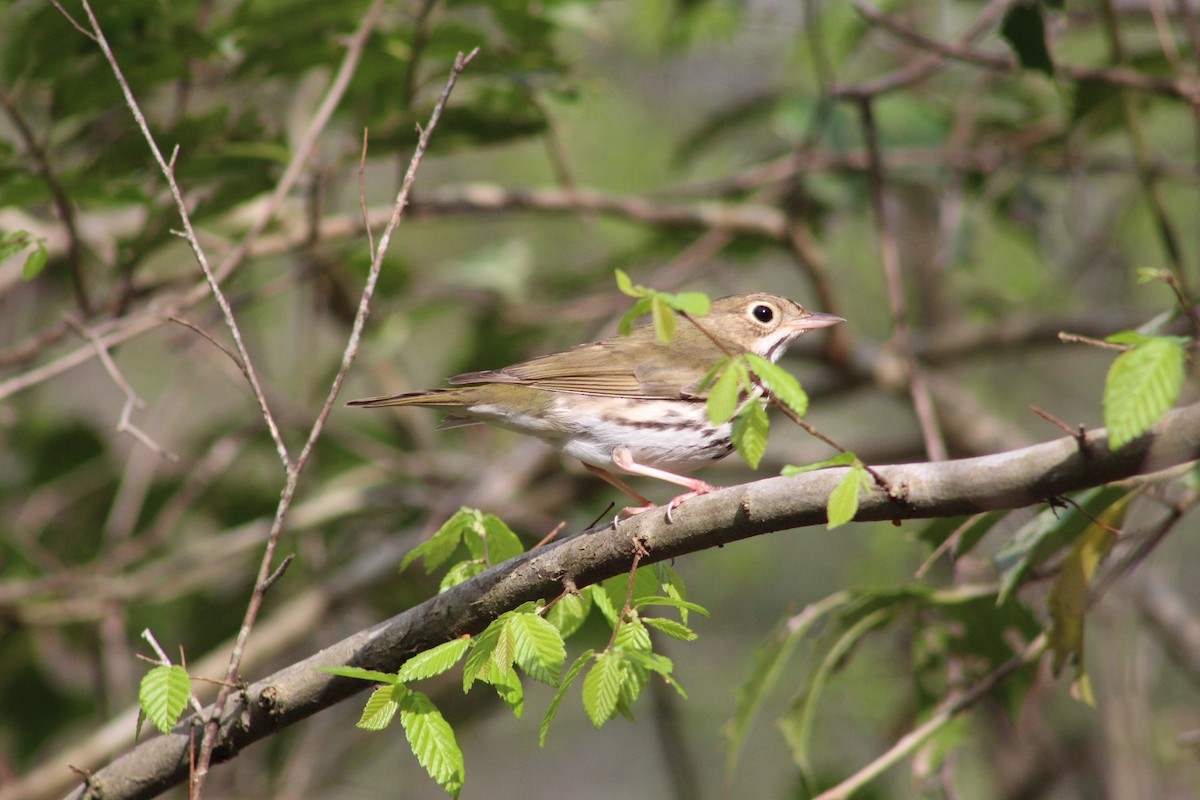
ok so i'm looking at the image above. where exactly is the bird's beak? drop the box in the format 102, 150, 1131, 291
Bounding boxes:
794, 311, 845, 330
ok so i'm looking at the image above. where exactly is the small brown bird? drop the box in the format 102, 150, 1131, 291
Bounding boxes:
351, 294, 842, 516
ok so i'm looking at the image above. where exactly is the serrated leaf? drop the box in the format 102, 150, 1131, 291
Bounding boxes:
782, 451, 858, 476
546, 591, 591, 638
826, 466, 865, 529
632, 596, 711, 617
614, 617, 652, 654
602, 569, 660, 614
707, 359, 744, 424
399, 689, 465, 798
462, 616, 505, 691
1103, 336, 1186, 449
22, 243, 47, 281
396, 638, 472, 683
733, 400, 769, 469
439, 559, 486, 593
402, 508, 475, 572
590, 583, 620, 625
744, 353, 809, 417
138, 665, 192, 735
540, 650, 594, 745
623, 648, 674, 677
489, 659, 524, 717
319, 666, 399, 684
582, 652, 624, 728
510, 612, 566, 686
642, 617, 697, 641
480, 514, 524, 565
1000, 1, 1054, 76
651, 295, 676, 343
357, 685, 401, 731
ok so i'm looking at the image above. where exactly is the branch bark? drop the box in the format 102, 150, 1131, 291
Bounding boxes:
57, 402, 1200, 800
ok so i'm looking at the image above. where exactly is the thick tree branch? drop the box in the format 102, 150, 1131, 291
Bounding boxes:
60, 402, 1200, 800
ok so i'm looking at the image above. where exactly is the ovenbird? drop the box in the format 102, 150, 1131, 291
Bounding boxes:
350, 294, 843, 516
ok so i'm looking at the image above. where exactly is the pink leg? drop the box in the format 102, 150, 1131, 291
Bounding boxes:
583, 463, 655, 517
610, 447, 719, 521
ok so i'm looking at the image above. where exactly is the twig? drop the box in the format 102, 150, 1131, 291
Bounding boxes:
1058, 332, 1130, 351
64, 315, 179, 461
1029, 405, 1088, 446
76, 1, 291, 473
169, 316, 247, 373
190, 47, 479, 797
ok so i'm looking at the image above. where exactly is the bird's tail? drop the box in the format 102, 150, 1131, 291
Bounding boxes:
347, 387, 479, 409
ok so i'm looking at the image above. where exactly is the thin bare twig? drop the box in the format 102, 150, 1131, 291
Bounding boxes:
191, 47, 479, 797
76, 1, 291, 473
64, 315, 179, 461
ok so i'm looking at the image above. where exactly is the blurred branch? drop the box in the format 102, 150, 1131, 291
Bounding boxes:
58, 402, 1200, 800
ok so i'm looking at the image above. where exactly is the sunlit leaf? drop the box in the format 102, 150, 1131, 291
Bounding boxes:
138, 665, 192, 735
582, 651, 623, 728
357, 685, 401, 731
1103, 336, 1187, 449
396, 638, 472, 683
399, 689, 465, 798
540, 650, 593, 745
732, 401, 769, 469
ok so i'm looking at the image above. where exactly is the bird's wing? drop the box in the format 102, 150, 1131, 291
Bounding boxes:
448, 336, 722, 398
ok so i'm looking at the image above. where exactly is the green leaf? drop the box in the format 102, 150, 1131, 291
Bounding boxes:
462, 616, 505, 691
357, 685, 402, 731
651, 295, 676, 344
138, 665, 192, 735
540, 650, 594, 745
614, 268, 639, 297
509, 612, 566, 686
1047, 495, 1128, 687
480, 513, 524, 565
782, 451, 858, 475
994, 487, 1127, 603
582, 651, 624, 728
402, 508, 475, 572
1103, 336, 1187, 449
1000, 1, 1054, 76
399, 689, 465, 798
22, 243, 47, 281
666, 292, 711, 316
744, 353, 809, 417
319, 666, 399, 684
641, 616, 697, 641
618, 297, 653, 336
613, 617, 652, 654
732, 401, 769, 469
546, 591, 591, 638
0, 230, 34, 261
489, 659, 525, 717
707, 359, 744, 424
826, 466, 866, 529
396, 638, 472, 683
632, 596, 711, 617
439, 559, 487, 593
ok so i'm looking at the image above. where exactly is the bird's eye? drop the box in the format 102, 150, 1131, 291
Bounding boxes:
752, 304, 775, 324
